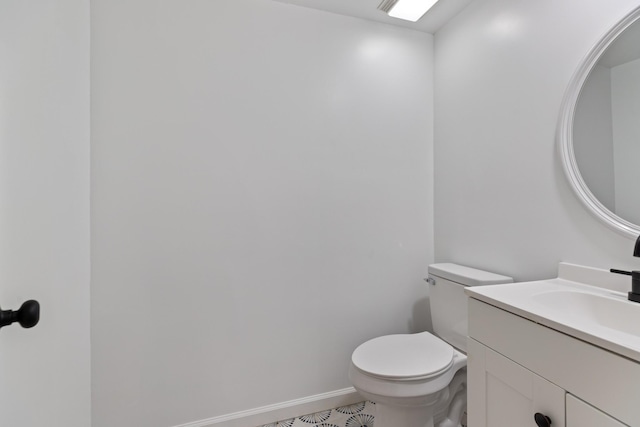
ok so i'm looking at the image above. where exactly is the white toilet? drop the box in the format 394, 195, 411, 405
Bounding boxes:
348, 263, 513, 427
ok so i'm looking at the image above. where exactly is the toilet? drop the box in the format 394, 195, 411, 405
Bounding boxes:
348, 263, 513, 427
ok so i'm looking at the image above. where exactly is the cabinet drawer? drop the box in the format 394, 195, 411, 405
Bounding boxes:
567, 395, 628, 427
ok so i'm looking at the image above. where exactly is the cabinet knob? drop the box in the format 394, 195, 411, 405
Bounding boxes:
534, 412, 552, 427
0, 300, 40, 329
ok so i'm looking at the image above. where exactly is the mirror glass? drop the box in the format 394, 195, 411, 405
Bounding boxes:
559, 6, 640, 237
574, 18, 640, 226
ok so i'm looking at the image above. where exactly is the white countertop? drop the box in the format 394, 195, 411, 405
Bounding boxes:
465, 263, 640, 363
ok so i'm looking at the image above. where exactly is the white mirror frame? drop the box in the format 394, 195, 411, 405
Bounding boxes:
558, 5, 640, 239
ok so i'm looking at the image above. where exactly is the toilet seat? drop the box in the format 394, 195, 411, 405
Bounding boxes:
351, 332, 454, 381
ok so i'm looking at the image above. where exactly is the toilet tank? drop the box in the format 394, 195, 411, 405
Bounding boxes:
427, 263, 513, 352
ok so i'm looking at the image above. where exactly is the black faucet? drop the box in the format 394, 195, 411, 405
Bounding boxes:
611, 235, 640, 302
631, 235, 640, 303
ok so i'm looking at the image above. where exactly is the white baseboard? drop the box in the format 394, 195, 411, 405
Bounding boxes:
172, 387, 362, 427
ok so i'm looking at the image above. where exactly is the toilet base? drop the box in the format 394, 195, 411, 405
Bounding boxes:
375, 396, 441, 427
357, 369, 467, 427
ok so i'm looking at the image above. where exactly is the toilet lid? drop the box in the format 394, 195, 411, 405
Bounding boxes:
351, 333, 454, 380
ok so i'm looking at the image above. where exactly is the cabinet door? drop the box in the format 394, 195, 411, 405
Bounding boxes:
468, 338, 565, 427
567, 394, 628, 427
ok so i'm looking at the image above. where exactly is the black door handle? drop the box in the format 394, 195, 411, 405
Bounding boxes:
534, 413, 552, 427
0, 300, 40, 329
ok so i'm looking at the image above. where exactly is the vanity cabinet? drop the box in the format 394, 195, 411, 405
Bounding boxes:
467, 298, 635, 427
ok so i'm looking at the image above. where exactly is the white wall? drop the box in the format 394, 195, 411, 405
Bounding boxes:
0, 1, 91, 426
573, 64, 615, 212
611, 57, 640, 225
90, 1, 434, 426
434, 0, 640, 281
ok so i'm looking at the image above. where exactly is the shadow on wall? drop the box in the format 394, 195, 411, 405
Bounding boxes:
410, 296, 433, 333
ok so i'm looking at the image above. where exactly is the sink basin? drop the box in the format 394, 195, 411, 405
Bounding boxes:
531, 289, 640, 338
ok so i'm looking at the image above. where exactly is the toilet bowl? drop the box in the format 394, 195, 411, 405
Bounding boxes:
349, 263, 513, 427
349, 333, 468, 427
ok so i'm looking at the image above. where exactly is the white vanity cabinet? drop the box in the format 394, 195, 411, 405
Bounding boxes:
467, 297, 636, 427
468, 336, 627, 427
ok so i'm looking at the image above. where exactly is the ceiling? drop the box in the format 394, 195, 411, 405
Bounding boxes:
271, 0, 474, 34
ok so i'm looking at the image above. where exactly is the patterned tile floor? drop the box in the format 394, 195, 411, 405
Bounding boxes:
259, 401, 375, 427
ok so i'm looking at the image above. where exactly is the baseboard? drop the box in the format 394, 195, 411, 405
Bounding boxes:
172, 387, 362, 427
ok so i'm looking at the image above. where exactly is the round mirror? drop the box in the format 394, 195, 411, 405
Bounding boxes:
559, 5, 640, 238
